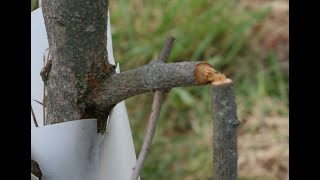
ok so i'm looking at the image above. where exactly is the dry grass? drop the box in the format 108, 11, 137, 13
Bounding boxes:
236, 2, 289, 179
238, 98, 288, 180
240, 0, 289, 73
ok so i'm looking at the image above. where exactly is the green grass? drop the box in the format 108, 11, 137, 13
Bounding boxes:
31, 0, 38, 11
32, 1, 288, 179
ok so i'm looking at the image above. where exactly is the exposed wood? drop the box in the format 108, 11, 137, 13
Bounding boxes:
131, 37, 175, 180
194, 62, 227, 84
211, 80, 240, 180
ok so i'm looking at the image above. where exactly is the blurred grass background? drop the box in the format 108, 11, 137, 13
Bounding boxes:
32, 0, 289, 179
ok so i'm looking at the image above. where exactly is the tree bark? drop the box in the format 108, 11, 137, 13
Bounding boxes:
211, 81, 240, 180
42, 0, 115, 132
86, 61, 204, 108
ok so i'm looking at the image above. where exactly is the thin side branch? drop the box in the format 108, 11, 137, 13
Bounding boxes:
131, 91, 165, 180
131, 37, 175, 180
31, 105, 39, 127
85, 59, 226, 133
211, 79, 240, 180
33, 99, 43, 105
158, 36, 175, 63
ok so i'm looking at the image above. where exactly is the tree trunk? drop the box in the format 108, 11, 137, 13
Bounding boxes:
42, 0, 115, 132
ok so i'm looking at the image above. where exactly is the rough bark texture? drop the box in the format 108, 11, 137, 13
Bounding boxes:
42, 0, 115, 132
211, 82, 240, 180
86, 61, 202, 108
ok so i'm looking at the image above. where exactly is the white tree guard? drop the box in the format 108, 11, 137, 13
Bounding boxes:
31, 174, 39, 180
31, 7, 139, 180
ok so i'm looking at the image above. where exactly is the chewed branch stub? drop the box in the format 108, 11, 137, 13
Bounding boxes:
194, 62, 232, 85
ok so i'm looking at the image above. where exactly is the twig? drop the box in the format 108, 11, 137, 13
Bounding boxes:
33, 99, 43, 105
158, 36, 175, 62
211, 79, 240, 180
131, 37, 175, 180
31, 105, 39, 127
33, 97, 46, 125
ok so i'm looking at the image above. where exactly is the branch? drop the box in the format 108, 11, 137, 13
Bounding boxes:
85, 59, 227, 133
158, 36, 175, 62
131, 91, 165, 180
86, 61, 219, 109
211, 79, 240, 180
131, 37, 175, 180
31, 105, 39, 127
